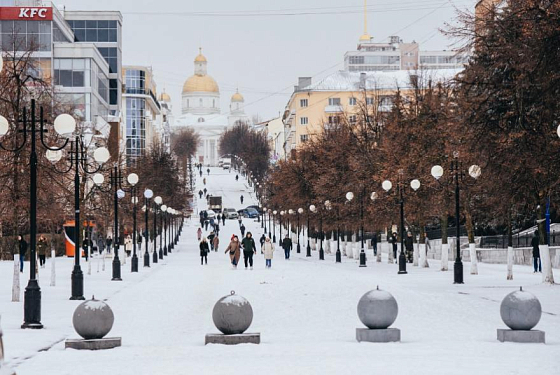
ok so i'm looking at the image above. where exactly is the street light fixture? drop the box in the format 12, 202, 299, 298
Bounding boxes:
383, 173, 420, 275
297, 208, 303, 253
143, 189, 153, 267
0, 98, 77, 329
431, 154, 481, 284
161, 205, 168, 256
154, 196, 163, 260
346, 190, 367, 267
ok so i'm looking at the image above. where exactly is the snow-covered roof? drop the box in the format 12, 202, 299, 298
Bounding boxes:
305, 69, 462, 92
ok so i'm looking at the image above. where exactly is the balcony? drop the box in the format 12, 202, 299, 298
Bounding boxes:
324, 105, 343, 113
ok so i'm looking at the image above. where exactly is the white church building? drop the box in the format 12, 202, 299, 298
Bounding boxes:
172, 49, 251, 166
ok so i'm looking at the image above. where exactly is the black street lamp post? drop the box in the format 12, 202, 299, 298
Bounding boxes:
131, 191, 139, 273
382, 174, 421, 275
48, 130, 110, 299
279, 211, 284, 244
431, 154, 481, 284
152, 197, 159, 264
306, 208, 311, 257
268, 209, 271, 238
309, 204, 325, 260
94, 168, 139, 280
143, 189, 153, 267
0, 100, 77, 329
346, 189, 368, 267
162, 204, 168, 256
272, 210, 277, 243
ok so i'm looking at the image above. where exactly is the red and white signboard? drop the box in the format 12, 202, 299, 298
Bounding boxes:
0, 7, 53, 21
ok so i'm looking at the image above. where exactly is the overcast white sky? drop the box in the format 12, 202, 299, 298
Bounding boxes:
54, 0, 477, 121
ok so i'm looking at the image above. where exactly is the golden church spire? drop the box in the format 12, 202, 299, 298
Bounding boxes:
359, 0, 372, 42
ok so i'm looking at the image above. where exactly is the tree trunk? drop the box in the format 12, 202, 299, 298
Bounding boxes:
465, 208, 478, 275
441, 214, 449, 271
50, 249, 56, 287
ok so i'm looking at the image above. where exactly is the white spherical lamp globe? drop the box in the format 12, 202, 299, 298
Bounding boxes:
93, 173, 104, 185
45, 149, 62, 163
346, 192, 354, 201
161, 205, 168, 212
410, 179, 421, 191
309, 204, 316, 213
127, 173, 139, 186
144, 189, 153, 199
54, 114, 76, 137
0, 115, 9, 136
154, 196, 162, 205
370, 192, 378, 201
469, 165, 482, 179
93, 147, 110, 163
298, 208, 304, 214
431, 165, 444, 180
382, 180, 392, 192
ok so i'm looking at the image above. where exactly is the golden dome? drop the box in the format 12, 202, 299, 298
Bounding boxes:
194, 47, 207, 62
159, 92, 171, 102
359, 33, 372, 41
231, 91, 244, 102
182, 74, 219, 94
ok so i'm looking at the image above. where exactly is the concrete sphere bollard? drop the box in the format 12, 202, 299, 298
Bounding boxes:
73, 297, 115, 340
357, 287, 398, 329
212, 291, 253, 335
500, 287, 542, 331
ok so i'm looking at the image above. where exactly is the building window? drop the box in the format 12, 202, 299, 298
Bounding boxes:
300, 99, 308, 107
54, 59, 87, 87
300, 134, 309, 142
199, 98, 203, 106
300, 117, 308, 125
349, 115, 357, 123
1, 20, 52, 52
126, 97, 146, 163
109, 79, 118, 105
328, 98, 341, 106
366, 97, 374, 105
125, 69, 145, 95
67, 20, 118, 43
97, 47, 119, 74
348, 56, 364, 64
404, 52, 415, 57
349, 97, 357, 106
198, 117, 205, 123
328, 116, 339, 125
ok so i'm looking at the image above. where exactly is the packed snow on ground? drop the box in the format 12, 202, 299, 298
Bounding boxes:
1, 167, 559, 375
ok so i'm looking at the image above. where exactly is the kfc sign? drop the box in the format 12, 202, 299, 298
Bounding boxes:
0, 7, 53, 21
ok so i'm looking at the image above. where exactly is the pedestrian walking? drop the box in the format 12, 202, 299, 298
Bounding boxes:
203, 188, 207, 196
98, 236, 106, 255
222, 215, 226, 226
240, 223, 246, 237
207, 231, 216, 251
259, 233, 266, 249
37, 235, 48, 268
225, 235, 241, 269
531, 230, 542, 273
405, 231, 414, 263
106, 235, 113, 254
235, 174, 239, 181
241, 232, 256, 270
197, 227, 203, 241
371, 233, 378, 256
282, 234, 293, 260
207, 168, 210, 175
215, 223, 220, 236
210, 217, 215, 228
240, 195, 244, 204
203, 178, 206, 185
199, 190, 203, 199
238, 217, 242, 227
18, 235, 27, 273
262, 237, 275, 268
217, 213, 222, 224
124, 235, 133, 257
200, 237, 209, 265
390, 232, 398, 263
204, 219, 209, 231
213, 235, 220, 252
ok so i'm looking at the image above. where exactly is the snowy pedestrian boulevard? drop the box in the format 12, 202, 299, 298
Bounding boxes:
2, 168, 559, 375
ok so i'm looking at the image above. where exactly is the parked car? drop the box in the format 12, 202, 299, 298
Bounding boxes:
223, 208, 238, 219
204, 209, 216, 219
237, 207, 259, 218
246, 205, 262, 214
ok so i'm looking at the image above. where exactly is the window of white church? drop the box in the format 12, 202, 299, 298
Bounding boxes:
213, 99, 216, 107
198, 117, 205, 122
187, 99, 190, 107
199, 98, 203, 106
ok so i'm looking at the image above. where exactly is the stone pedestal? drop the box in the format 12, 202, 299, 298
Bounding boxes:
65, 337, 122, 350
356, 328, 400, 343
497, 329, 545, 343
205, 333, 260, 345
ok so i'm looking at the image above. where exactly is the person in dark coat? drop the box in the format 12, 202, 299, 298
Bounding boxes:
240, 223, 246, 237
241, 232, 256, 269
18, 235, 27, 272
106, 235, 113, 254
240, 195, 244, 204
531, 230, 541, 273
204, 219, 209, 231
390, 232, 398, 263
207, 168, 210, 175
235, 174, 239, 181
200, 238, 209, 265
222, 214, 226, 226
37, 235, 49, 268
198, 190, 203, 199
259, 234, 266, 249
371, 233, 378, 256
282, 234, 293, 260
405, 231, 414, 263
203, 188, 207, 196
199, 170, 203, 177
207, 231, 216, 251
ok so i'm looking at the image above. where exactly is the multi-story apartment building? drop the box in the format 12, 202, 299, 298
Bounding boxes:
282, 69, 459, 151
122, 66, 169, 165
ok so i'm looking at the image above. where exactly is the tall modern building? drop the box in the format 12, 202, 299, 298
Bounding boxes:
344, 1, 468, 72
122, 66, 169, 165
0, 1, 113, 137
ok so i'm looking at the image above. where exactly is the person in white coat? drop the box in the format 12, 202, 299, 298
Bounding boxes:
262, 237, 275, 268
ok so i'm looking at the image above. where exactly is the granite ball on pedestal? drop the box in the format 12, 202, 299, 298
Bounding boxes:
73, 297, 114, 340
500, 287, 542, 330
357, 288, 398, 329
212, 291, 253, 335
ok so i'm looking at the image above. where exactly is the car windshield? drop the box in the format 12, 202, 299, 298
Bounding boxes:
247, 208, 258, 214
227, 209, 235, 212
